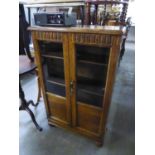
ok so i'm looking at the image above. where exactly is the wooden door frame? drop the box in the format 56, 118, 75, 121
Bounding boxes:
31, 31, 72, 125
68, 33, 122, 133
68, 33, 77, 127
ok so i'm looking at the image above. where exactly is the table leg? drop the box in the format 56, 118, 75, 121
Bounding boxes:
19, 82, 42, 131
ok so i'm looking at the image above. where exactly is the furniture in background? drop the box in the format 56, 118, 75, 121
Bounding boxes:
19, 3, 42, 131
119, 17, 132, 61
84, 0, 129, 25
21, 0, 129, 62
19, 56, 42, 131
20, 3, 34, 61
21, 0, 129, 61
21, 0, 85, 25
29, 25, 124, 145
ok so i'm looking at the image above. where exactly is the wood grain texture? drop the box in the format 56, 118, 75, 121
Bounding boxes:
48, 118, 102, 143
74, 33, 112, 46
30, 26, 123, 146
31, 32, 50, 117
77, 102, 102, 133
62, 33, 72, 125
47, 92, 68, 122
28, 25, 126, 35
99, 35, 122, 137
68, 33, 77, 127
33, 31, 63, 42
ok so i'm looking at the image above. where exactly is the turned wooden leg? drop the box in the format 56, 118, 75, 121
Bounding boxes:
36, 69, 41, 104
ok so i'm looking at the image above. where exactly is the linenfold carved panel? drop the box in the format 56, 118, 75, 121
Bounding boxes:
73, 33, 112, 46
34, 31, 62, 41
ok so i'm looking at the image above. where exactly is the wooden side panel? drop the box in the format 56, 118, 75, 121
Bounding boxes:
99, 35, 122, 136
47, 92, 67, 123
77, 103, 102, 133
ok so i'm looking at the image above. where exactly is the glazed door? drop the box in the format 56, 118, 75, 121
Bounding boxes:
33, 32, 71, 126
69, 33, 111, 135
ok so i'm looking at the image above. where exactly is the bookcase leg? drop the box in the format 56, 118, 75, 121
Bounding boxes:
49, 124, 55, 127
96, 140, 103, 147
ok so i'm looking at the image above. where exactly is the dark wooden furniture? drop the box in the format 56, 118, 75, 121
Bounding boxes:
19, 3, 42, 131
19, 56, 42, 131
29, 25, 125, 145
84, 0, 129, 25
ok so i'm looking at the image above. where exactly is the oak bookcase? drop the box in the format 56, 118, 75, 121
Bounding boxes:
29, 25, 124, 146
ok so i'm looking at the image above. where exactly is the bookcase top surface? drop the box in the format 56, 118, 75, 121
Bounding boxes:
28, 25, 126, 35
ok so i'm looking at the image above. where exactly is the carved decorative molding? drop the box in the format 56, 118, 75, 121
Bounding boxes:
34, 31, 62, 41
74, 33, 112, 46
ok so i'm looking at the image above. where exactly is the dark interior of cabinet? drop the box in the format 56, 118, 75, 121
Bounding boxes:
39, 41, 66, 97
38, 41, 110, 107
76, 44, 110, 107
39, 41, 63, 58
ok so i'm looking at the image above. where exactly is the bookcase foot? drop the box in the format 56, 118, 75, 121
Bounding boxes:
49, 123, 55, 127
96, 141, 103, 147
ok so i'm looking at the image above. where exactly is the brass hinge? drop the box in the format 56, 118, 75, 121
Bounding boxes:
70, 80, 74, 95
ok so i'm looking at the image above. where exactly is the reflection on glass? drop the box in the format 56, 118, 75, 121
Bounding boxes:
39, 41, 66, 97
76, 44, 110, 107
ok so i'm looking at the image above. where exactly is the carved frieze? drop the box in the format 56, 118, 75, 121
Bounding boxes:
34, 31, 62, 41
74, 33, 112, 46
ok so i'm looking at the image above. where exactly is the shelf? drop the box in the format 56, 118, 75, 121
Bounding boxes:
76, 45, 110, 65
47, 76, 65, 87
46, 81, 66, 97
78, 59, 107, 66
77, 55, 109, 65
42, 51, 63, 60
42, 61, 65, 89
78, 83, 104, 97
77, 89, 103, 107
77, 63, 107, 83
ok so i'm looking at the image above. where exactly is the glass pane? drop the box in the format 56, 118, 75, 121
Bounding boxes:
38, 41, 66, 97
76, 44, 110, 107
